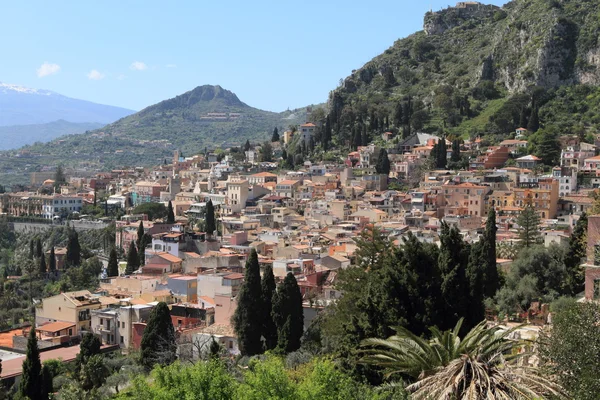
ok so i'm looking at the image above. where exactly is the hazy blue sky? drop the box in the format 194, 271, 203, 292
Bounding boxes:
0, 0, 506, 112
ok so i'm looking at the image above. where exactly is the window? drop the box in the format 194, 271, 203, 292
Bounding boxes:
120, 336, 124, 344
229, 340, 233, 349
122, 322, 125, 329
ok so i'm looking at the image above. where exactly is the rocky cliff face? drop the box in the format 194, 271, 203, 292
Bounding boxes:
424, 3, 500, 35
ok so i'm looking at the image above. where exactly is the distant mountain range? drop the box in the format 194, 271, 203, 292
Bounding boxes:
0, 120, 104, 150
0, 82, 134, 126
0, 85, 316, 183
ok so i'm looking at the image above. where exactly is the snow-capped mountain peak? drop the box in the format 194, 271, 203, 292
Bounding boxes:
0, 82, 54, 96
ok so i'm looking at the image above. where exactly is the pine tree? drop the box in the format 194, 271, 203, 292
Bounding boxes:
107, 247, 119, 277
271, 127, 280, 142
125, 243, 139, 275
205, 199, 216, 238
141, 302, 176, 369
66, 229, 81, 267
272, 272, 304, 353
39, 255, 47, 276
48, 247, 56, 273
36, 238, 42, 259
167, 201, 175, 224
261, 263, 278, 351
20, 327, 43, 400
517, 203, 541, 248
375, 148, 391, 176
232, 249, 264, 356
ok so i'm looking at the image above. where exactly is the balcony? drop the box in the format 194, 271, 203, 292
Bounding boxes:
96, 324, 114, 333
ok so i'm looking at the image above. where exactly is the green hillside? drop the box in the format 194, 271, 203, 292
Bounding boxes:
324, 0, 600, 146
0, 86, 317, 186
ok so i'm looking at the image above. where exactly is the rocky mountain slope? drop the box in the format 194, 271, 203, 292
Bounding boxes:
326, 0, 600, 143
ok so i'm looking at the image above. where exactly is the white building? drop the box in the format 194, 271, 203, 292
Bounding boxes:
42, 195, 83, 219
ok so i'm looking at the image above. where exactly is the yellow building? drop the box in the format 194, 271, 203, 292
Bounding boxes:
513, 178, 559, 219
35, 290, 105, 335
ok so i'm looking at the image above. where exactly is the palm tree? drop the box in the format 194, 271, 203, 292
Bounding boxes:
360, 319, 566, 399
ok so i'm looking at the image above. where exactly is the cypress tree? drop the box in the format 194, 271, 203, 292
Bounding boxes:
166, 201, 175, 224
244, 139, 251, 152
324, 115, 332, 150
66, 229, 81, 267
375, 148, 390, 176
41, 364, 52, 399
466, 242, 486, 329
39, 255, 47, 276
232, 249, 264, 356
77, 332, 101, 368
205, 199, 216, 238
125, 243, 139, 275
107, 247, 119, 277
564, 213, 588, 295
209, 336, 222, 360
527, 106, 540, 133
36, 238, 42, 259
48, 247, 56, 273
271, 127, 280, 142
394, 101, 403, 128
136, 220, 145, 250
272, 272, 304, 353
483, 209, 499, 298
20, 327, 42, 400
29, 239, 34, 260
437, 138, 447, 169
438, 222, 471, 331
517, 203, 541, 248
261, 263, 278, 351
519, 107, 528, 129
451, 139, 461, 163
141, 302, 176, 369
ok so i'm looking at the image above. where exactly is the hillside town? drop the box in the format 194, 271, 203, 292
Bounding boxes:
0, 121, 597, 398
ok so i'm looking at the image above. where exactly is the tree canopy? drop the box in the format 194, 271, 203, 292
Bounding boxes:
232, 249, 264, 356
140, 301, 176, 370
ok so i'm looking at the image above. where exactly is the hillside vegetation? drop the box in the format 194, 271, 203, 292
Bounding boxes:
324, 0, 600, 145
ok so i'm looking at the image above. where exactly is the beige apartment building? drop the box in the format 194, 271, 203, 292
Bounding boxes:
441, 182, 490, 217
36, 290, 106, 335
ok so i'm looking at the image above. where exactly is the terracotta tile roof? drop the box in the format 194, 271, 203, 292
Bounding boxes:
37, 321, 75, 333
251, 172, 277, 177
223, 273, 244, 280
155, 252, 183, 263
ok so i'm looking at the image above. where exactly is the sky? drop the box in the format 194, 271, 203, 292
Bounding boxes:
0, 0, 506, 112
